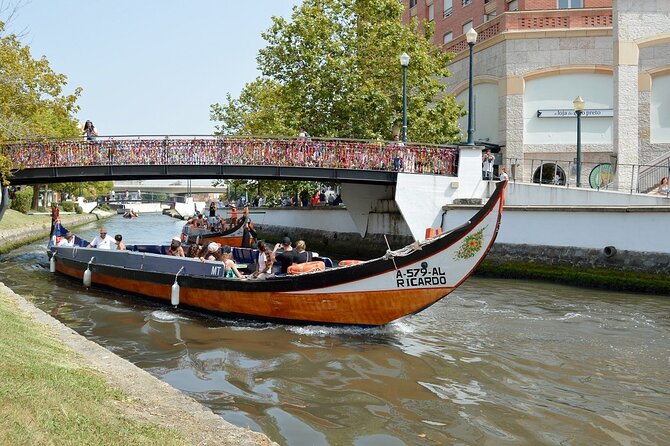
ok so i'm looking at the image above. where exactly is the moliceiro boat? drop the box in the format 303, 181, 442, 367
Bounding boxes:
181, 217, 249, 247
49, 181, 507, 326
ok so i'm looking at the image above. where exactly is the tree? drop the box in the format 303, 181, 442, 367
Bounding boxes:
210, 0, 463, 144
0, 19, 81, 185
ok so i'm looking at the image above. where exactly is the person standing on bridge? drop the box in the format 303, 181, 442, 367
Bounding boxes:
83, 120, 98, 142
482, 150, 495, 181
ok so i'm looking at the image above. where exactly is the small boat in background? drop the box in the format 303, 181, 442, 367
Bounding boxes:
180, 217, 250, 247
48, 181, 507, 326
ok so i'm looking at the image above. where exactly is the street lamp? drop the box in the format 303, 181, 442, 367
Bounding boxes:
573, 96, 585, 187
400, 52, 410, 143
465, 27, 478, 146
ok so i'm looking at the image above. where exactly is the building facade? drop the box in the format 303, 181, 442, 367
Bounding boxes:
403, 0, 670, 190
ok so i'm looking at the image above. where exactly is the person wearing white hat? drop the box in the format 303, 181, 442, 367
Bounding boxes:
200, 242, 221, 261
57, 232, 75, 247
167, 237, 185, 257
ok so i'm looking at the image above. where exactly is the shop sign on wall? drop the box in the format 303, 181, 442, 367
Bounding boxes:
536, 109, 614, 118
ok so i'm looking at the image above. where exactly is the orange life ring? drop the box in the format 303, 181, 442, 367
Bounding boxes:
338, 260, 363, 267
288, 261, 326, 275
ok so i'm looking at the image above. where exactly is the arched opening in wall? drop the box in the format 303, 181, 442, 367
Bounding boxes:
532, 163, 566, 185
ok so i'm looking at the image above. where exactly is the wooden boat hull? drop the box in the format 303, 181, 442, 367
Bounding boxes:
181, 218, 247, 247
50, 181, 507, 326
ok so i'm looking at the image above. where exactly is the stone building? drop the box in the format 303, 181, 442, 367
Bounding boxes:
402, 0, 670, 191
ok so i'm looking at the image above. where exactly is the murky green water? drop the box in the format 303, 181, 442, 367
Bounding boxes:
1, 214, 668, 445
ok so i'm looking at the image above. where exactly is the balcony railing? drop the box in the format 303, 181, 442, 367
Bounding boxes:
443, 7, 612, 54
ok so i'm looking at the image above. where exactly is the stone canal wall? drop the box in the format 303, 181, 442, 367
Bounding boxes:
488, 243, 670, 275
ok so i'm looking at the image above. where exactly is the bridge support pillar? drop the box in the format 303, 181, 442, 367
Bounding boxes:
395, 146, 489, 241
341, 183, 395, 237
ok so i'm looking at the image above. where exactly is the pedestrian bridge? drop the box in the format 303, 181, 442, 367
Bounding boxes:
6, 136, 458, 185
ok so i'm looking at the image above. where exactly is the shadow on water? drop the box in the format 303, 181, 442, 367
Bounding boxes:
1, 214, 669, 446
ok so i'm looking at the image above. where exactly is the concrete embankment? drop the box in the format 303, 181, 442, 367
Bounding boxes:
0, 213, 103, 254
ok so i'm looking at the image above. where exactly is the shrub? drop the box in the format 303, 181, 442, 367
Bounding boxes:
10, 188, 33, 213
75, 205, 83, 214
61, 201, 75, 212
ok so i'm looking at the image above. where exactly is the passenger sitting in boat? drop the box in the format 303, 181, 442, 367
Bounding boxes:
294, 240, 311, 263
221, 245, 244, 278
251, 240, 273, 279
196, 213, 207, 228
186, 244, 201, 258
114, 234, 126, 250
273, 236, 298, 274
57, 232, 75, 247
200, 242, 221, 261
87, 228, 113, 249
168, 237, 185, 257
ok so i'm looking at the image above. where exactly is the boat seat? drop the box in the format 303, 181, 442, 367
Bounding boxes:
233, 247, 258, 265
130, 245, 169, 255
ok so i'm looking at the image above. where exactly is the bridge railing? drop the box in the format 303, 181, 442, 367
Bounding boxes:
5, 135, 459, 176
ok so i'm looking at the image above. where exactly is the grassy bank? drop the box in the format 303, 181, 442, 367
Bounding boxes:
0, 210, 101, 254
0, 209, 90, 230
0, 287, 185, 445
477, 260, 670, 295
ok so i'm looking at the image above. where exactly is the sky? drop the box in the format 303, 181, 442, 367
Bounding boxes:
8, 0, 300, 136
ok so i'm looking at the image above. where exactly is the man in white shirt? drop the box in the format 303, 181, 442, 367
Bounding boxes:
87, 228, 113, 249
57, 232, 75, 247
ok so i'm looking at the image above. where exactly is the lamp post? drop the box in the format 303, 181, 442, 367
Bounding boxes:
573, 96, 585, 187
465, 28, 478, 146
400, 52, 410, 143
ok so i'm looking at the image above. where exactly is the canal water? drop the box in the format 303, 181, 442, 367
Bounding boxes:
1, 214, 668, 446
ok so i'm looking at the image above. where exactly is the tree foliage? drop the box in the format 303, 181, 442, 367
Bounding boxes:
0, 19, 81, 184
210, 0, 463, 144
50, 181, 114, 201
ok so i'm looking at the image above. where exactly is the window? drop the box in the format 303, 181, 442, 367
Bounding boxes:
463, 20, 473, 34
443, 0, 452, 17
533, 164, 566, 185
463, 0, 472, 6
443, 32, 453, 44
409, 0, 418, 8
558, 0, 583, 8
507, 0, 518, 11
484, 11, 496, 22
428, 3, 434, 21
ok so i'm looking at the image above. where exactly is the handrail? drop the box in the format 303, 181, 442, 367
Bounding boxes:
499, 156, 670, 195
5, 136, 460, 177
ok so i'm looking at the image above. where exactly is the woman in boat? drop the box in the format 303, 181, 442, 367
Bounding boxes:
200, 242, 221, 261
251, 240, 273, 279
221, 245, 244, 278
294, 240, 311, 263
186, 244, 201, 258
167, 237, 185, 257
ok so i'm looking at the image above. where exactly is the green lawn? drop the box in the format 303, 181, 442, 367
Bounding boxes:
0, 209, 89, 231
0, 287, 186, 445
